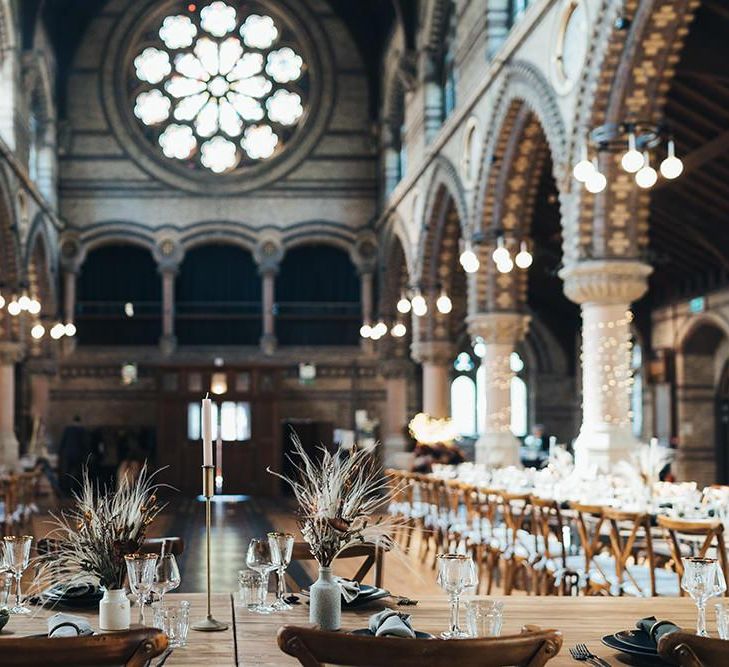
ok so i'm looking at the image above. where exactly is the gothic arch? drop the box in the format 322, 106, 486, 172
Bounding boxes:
26, 218, 56, 315
676, 312, 729, 354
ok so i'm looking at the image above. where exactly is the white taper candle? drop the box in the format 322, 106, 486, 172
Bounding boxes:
202, 394, 213, 467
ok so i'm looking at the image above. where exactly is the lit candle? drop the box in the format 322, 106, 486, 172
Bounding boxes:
202, 394, 213, 467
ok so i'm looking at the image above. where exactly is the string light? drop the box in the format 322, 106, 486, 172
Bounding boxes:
7, 299, 21, 316
50, 323, 65, 340
31, 324, 45, 339
635, 151, 657, 189
572, 143, 594, 183
496, 256, 514, 273
620, 132, 644, 173
514, 241, 533, 269
411, 291, 427, 317
459, 242, 480, 273
27, 298, 41, 315
492, 236, 510, 264
436, 289, 452, 314
391, 322, 406, 337
660, 139, 683, 180
584, 158, 607, 193
64, 323, 77, 337
396, 293, 412, 314
359, 323, 372, 339
0, 292, 4, 309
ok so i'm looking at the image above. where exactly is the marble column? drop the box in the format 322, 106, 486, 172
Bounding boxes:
380, 358, 412, 468
27, 358, 57, 455
159, 266, 178, 356
412, 340, 453, 419
260, 267, 277, 355
0, 342, 23, 467
561, 260, 652, 470
468, 312, 530, 467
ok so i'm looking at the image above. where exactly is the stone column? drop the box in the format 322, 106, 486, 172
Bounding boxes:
260, 267, 278, 355
62, 268, 77, 354
412, 340, 453, 419
159, 266, 177, 356
561, 260, 652, 470
380, 358, 412, 467
27, 357, 57, 455
0, 342, 23, 467
468, 312, 530, 467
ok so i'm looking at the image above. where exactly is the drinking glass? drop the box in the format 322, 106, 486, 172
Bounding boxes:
466, 599, 504, 637
267, 532, 294, 611
153, 599, 190, 647
153, 554, 181, 604
681, 557, 727, 636
3, 536, 33, 615
436, 553, 478, 639
238, 569, 265, 611
125, 553, 158, 625
245, 539, 277, 614
716, 602, 729, 640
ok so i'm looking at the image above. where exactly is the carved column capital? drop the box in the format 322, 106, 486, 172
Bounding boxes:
0, 342, 24, 365
559, 260, 652, 306
379, 357, 413, 380
153, 237, 184, 275
466, 312, 530, 345
410, 340, 454, 365
254, 236, 284, 275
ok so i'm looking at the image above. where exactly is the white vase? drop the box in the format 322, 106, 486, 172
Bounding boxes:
99, 588, 131, 631
309, 566, 341, 631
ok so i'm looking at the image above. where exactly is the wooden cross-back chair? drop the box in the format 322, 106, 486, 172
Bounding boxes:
0, 628, 168, 666
278, 624, 563, 667
384, 469, 414, 552
497, 491, 533, 595
472, 486, 503, 595
656, 515, 729, 596
658, 631, 729, 666
288, 541, 384, 591
570, 502, 613, 595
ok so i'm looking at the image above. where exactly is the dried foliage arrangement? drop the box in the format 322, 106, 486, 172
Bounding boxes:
36, 465, 164, 591
269, 433, 395, 567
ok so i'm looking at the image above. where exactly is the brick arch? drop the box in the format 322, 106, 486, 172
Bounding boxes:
566, 0, 701, 264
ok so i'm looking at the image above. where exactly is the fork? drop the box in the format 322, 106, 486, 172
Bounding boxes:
569, 643, 611, 667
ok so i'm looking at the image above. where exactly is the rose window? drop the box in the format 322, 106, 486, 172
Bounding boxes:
130, 1, 308, 174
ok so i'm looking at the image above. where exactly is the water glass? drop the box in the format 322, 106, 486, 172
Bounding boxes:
153, 600, 190, 648
268, 532, 294, 611
245, 539, 277, 614
238, 570, 265, 611
0, 570, 12, 609
681, 557, 727, 636
153, 554, 181, 603
3, 535, 33, 615
436, 553, 478, 639
466, 599, 504, 637
717, 603, 729, 640
125, 553, 158, 625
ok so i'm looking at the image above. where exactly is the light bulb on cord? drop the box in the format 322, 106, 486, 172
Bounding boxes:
572, 143, 594, 183
396, 293, 412, 314
492, 236, 510, 264
28, 299, 41, 315
18, 294, 31, 311
496, 257, 514, 273
660, 139, 683, 179
374, 321, 388, 337
64, 322, 77, 337
411, 292, 427, 317
391, 322, 407, 337
635, 151, 657, 188
436, 289, 452, 314
370, 327, 383, 341
621, 132, 644, 173
7, 300, 21, 316
514, 241, 533, 269
50, 322, 65, 340
459, 242, 480, 273
31, 324, 45, 340
0, 292, 4, 309
359, 323, 372, 338
584, 158, 607, 193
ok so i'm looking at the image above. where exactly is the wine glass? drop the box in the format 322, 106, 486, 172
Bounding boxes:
268, 532, 294, 611
125, 553, 158, 625
3, 536, 33, 615
153, 554, 181, 604
246, 539, 277, 614
681, 557, 727, 636
436, 553, 477, 639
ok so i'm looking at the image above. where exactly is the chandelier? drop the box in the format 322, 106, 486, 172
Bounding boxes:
573, 122, 683, 193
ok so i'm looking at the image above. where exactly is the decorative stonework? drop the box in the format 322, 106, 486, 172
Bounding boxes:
0, 342, 24, 365
560, 259, 652, 306
466, 312, 530, 345
253, 234, 284, 274
410, 340, 454, 366
379, 357, 413, 380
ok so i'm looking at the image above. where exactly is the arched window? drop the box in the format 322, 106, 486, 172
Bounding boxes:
451, 375, 476, 436
510, 351, 528, 437
631, 341, 643, 438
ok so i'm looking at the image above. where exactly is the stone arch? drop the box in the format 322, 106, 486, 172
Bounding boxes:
676, 312, 729, 355
378, 219, 412, 321
81, 225, 157, 256
25, 214, 57, 314
281, 222, 356, 256
179, 223, 257, 255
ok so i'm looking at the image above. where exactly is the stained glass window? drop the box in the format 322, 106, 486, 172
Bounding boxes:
130, 1, 308, 174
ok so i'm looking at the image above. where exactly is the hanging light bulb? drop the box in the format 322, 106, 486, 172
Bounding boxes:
7, 299, 21, 316
359, 323, 372, 338
621, 132, 644, 173
50, 322, 65, 339
635, 151, 657, 189
18, 294, 31, 311
660, 139, 683, 179
391, 322, 407, 337
459, 242, 480, 273
374, 321, 388, 337
0, 292, 4, 309
496, 257, 514, 273
411, 291, 427, 317
27, 298, 41, 315
492, 236, 510, 264
396, 292, 412, 314
436, 289, 452, 314
64, 322, 77, 337
31, 323, 45, 340
473, 338, 486, 358
572, 143, 595, 183
584, 158, 607, 193
514, 241, 533, 269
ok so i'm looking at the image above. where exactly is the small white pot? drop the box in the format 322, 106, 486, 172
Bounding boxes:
99, 588, 131, 631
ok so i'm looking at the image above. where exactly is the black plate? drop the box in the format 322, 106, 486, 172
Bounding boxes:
343, 587, 390, 608
351, 628, 434, 639
602, 634, 671, 665
613, 629, 658, 653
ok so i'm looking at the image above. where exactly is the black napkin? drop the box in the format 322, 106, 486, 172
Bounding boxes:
636, 616, 681, 647
368, 609, 416, 638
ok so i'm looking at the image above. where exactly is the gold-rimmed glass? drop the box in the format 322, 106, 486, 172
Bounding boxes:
681, 557, 727, 636
125, 553, 158, 625
267, 532, 294, 611
436, 553, 477, 639
3, 536, 33, 615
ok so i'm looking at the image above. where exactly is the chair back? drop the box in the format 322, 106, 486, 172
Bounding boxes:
570, 502, 608, 582
657, 515, 729, 595
290, 541, 383, 589
530, 497, 570, 569
603, 507, 657, 596
658, 630, 729, 666
0, 628, 168, 666
278, 624, 563, 667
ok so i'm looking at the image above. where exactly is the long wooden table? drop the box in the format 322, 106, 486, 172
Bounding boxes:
0, 593, 711, 665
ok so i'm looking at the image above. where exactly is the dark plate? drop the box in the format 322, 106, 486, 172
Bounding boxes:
351, 628, 434, 639
602, 634, 670, 665
343, 587, 390, 608
613, 629, 658, 653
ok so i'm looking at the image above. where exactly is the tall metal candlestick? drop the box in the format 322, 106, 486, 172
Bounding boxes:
192, 465, 228, 632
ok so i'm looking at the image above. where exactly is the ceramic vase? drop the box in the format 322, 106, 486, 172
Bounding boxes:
309, 566, 341, 631
99, 588, 131, 631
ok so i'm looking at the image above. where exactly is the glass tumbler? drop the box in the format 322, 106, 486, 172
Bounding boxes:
152, 600, 190, 648
466, 599, 504, 637
716, 602, 729, 640
238, 569, 265, 611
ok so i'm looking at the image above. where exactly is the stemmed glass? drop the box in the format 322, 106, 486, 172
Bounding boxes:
246, 539, 277, 614
681, 557, 727, 636
153, 554, 181, 604
3, 536, 33, 615
268, 532, 294, 611
125, 553, 158, 625
437, 553, 478, 639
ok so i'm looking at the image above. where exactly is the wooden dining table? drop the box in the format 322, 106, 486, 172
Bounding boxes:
0, 592, 710, 665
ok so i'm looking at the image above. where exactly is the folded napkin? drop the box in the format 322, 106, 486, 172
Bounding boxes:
368, 609, 416, 638
336, 577, 361, 604
636, 616, 680, 646
48, 612, 94, 638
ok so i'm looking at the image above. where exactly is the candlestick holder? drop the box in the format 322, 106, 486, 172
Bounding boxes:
192, 465, 228, 632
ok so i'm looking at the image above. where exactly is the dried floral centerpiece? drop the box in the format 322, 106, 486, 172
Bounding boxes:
36, 465, 164, 630
269, 433, 395, 630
